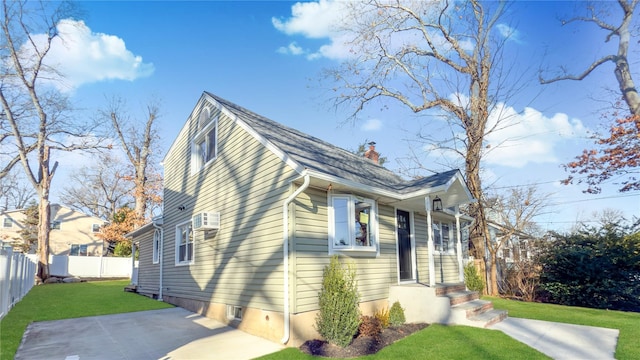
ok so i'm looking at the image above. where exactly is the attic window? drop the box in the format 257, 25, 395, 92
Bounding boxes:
191, 109, 218, 175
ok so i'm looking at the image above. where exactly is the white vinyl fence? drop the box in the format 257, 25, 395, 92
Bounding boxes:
49, 255, 134, 278
0, 246, 37, 320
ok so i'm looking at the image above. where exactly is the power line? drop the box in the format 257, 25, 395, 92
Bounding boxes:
547, 193, 640, 206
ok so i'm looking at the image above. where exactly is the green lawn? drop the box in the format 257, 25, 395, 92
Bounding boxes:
2, 282, 637, 360
259, 297, 640, 360
0, 280, 172, 359
257, 324, 549, 360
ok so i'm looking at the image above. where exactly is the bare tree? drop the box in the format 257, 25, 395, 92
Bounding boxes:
104, 97, 162, 220
0, 169, 36, 210
60, 152, 134, 220
326, 0, 520, 266
540, 0, 639, 121
484, 186, 548, 295
0, 1, 105, 279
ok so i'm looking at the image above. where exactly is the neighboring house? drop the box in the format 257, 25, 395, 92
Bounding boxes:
487, 222, 536, 264
128, 92, 506, 346
0, 204, 106, 256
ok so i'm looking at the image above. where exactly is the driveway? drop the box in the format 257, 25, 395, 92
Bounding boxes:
15, 307, 284, 360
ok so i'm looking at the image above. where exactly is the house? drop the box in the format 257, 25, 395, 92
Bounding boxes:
487, 221, 537, 264
0, 204, 106, 256
128, 92, 506, 346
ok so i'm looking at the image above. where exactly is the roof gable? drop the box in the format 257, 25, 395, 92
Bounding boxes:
168, 92, 473, 202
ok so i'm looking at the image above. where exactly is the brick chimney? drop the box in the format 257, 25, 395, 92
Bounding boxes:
364, 141, 379, 164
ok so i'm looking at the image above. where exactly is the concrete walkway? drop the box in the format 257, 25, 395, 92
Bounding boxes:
15, 307, 621, 360
15, 307, 283, 360
490, 317, 619, 360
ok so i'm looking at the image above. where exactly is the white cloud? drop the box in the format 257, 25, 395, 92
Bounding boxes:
272, 0, 344, 38
496, 23, 522, 43
28, 19, 154, 91
274, 1, 479, 60
277, 42, 306, 56
361, 118, 382, 131
483, 104, 587, 168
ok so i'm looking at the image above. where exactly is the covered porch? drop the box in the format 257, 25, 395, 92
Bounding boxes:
391, 170, 474, 287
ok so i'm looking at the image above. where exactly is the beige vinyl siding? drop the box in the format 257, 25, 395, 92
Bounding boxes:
161, 103, 297, 312
291, 187, 398, 313
434, 254, 459, 283
136, 229, 160, 297
414, 213, 430, 283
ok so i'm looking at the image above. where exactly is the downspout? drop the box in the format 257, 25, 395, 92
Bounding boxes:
131, 241, 137, 285
281, 172, 310, 344
152, 221, 164, 301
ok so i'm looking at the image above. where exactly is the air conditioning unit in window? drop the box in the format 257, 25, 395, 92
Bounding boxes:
192, 212, 220, 231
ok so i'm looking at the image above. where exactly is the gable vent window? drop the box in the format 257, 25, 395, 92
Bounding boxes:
191, 107, 218, 175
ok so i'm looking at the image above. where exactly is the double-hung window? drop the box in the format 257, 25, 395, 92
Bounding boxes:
70, 244, 88, 256
329, 195, 377, 255
152, 228, 161, 264
175, 221, 194, 265
433, 220, 454, 253
191, 108, 218, 175
3, 217, 12, 228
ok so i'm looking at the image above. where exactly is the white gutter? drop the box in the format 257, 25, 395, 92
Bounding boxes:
152, 221, 164, 301
281, 172, 310, 344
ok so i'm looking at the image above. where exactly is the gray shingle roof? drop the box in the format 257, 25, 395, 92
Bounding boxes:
206, 92, 462, 195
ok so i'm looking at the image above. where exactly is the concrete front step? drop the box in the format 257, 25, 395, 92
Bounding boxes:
468, 309, 508, 328
435, 283, 466, 296
435, 283, 508, 328
451, 299, 494, 317
443, 290, 480, 306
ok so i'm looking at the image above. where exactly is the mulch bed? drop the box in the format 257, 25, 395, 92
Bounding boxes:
299, 323, 429, 358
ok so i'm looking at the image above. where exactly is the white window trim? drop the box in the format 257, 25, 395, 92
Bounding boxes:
92, 223, 100, 233
190, 112, 219, 176
3, 217, 12, 228
152, 228, 161, 264
175, 220, 194, 266
328, 194, 379, 256
433, 220, 456, 255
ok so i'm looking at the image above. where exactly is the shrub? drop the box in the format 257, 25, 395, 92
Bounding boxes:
358, 315, 382, 337
464, 262, 485, 293
539, 225, 640, 312
374, 307, 390, 328
113, 242, 131, 257
389, 301, 406, 327
315, 256, 361, 347
502, 258, 542, 302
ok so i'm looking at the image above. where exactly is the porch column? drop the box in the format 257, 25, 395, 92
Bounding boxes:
455, 208, 464, 282
425, 197, 436, 286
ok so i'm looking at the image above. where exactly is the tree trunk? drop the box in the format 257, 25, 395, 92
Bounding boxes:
489, 249, 498, 295
36, 199, 50, 280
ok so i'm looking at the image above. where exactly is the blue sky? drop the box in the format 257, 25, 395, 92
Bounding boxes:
40, 0, 638, 232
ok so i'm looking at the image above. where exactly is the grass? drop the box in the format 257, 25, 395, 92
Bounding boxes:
2, 282, 638, 360
487, 296, 640, 360
0, 280, 172, 359
259, 297, 640, 360
257, 324, 549, 360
